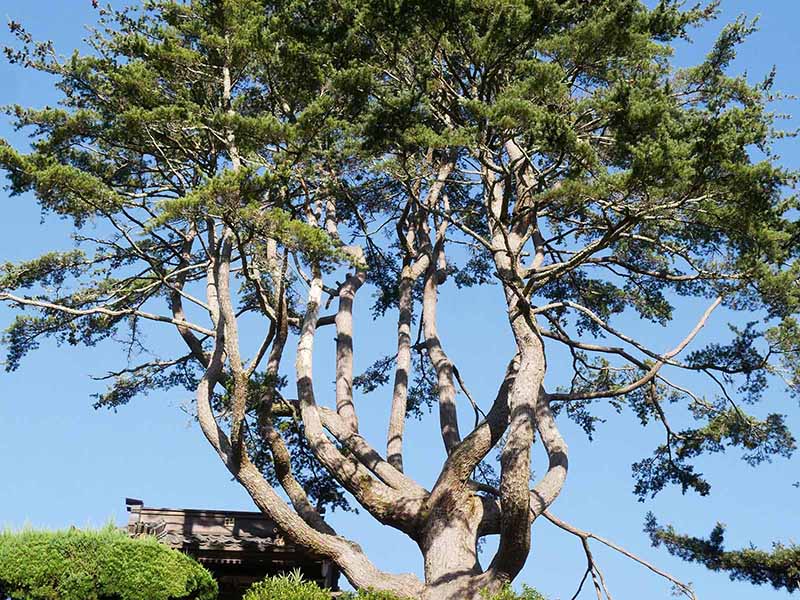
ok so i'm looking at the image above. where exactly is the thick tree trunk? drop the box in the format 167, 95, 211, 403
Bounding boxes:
414, 485, 503, 600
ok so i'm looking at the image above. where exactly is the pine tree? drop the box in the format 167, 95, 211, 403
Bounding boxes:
2, 2, 798, 599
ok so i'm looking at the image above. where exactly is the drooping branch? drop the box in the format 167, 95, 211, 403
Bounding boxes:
545, 511, 697, 600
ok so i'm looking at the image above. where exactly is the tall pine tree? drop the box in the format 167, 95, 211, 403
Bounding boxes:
2, 1, 798, 598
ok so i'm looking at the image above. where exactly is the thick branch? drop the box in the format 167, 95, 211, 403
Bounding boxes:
529, 390, 568, 519
261, 403, 336, 534
489, 329, 547, 581
295, 275, 426, 534
433, 357, 517, 492
335, 265, 367, 433
423, 248, 461, 454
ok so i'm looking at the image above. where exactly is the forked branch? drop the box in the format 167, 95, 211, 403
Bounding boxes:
544, 511, 697, 600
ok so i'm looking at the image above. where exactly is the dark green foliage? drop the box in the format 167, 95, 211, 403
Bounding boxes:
632, 407, 796, 499
645, 514, 800, 592
0, 526, 217, 600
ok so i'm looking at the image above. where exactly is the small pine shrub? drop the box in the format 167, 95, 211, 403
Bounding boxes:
244, 572, 411, 600
0, 525, 217, 600
243, 570, 332, 600
343, 590, 411, 600
341, 589, 411, 600
482, 584, 546, 600
243, 572, 541, 600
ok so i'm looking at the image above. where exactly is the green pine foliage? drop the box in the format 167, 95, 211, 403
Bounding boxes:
2, 0, 799, 596
645, 514, 800, 592
481, 584, 546, 600
0, 526, 218, 600
243, 571, 332, 600
242, 572, 544, 600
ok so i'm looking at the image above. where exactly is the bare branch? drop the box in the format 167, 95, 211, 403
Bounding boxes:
0, 292, 215, 337
544, 511, 697, 600
548, 297, 722, 402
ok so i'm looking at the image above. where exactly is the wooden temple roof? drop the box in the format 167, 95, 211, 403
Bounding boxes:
125, 499, 339, 599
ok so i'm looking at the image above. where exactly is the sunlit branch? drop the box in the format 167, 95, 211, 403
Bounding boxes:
0, 292, 215, 337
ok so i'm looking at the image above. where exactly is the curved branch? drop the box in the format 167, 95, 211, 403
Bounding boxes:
529, 390, 568, 519
198, 372, 422, 595
0, 292, 215, 337
489, 341, 547, 581
548, 297, 722, 402
260, 404, 335, 535
252, 242, 334, 534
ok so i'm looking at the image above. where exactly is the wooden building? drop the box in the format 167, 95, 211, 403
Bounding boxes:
126, 498, 339, 600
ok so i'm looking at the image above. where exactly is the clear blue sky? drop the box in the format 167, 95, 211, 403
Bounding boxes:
1, 2, 798, 599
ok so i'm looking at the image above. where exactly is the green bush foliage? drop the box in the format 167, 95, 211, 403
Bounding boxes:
243, 571, 545, 600
243, 571, 413, 600
243, 571, 331, 600
482, 584, 546, 600
342, 589, 412, 600
0, 525, 217, 600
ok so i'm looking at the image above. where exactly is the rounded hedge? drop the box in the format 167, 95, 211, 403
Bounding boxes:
0, 526, 217, 600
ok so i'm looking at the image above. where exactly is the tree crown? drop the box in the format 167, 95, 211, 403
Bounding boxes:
2, 1, 797, 597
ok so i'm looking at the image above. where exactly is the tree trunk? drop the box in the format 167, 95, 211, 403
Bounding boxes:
415, 487, 502, 600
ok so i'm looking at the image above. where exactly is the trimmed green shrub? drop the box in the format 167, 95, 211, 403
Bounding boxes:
0, 525, 217, 600
482, 584, 546, 600
342, 590, 411, 600
243, 572, 544, 600
243, 572, 410, 600
243, 570, 331, 600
